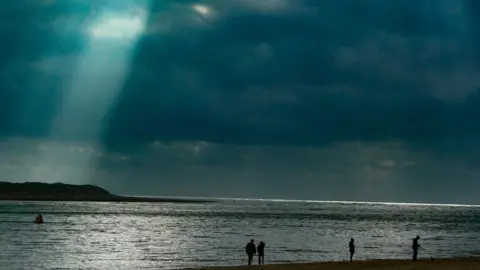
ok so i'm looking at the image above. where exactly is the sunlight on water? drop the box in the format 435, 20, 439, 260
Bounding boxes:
121, 195, 480, 208
1, 201, 480, 269
214, 198, 480, 208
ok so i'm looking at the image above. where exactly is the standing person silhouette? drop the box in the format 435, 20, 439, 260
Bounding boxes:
257, 241, 265, 265
348, 238, 355, 262
412, 236, 420, 261
245, 239, 256, 265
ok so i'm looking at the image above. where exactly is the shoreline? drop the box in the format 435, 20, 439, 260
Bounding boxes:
0, 195, 216, 203
0, 182, 216, 203
186, 258, 480, 270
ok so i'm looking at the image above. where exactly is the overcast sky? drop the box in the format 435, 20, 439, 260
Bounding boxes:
1, 0, 480, 204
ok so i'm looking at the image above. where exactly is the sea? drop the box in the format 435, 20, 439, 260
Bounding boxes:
0, 200, 479, 270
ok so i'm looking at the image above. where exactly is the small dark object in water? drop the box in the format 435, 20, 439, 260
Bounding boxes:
34, 214, 43, 224
431, 257, 435, 261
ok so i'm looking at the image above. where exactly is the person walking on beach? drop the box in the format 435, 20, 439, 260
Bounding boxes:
245, 239, 256, 265
349, 238, 355, 262
257, 241, 265, 265
412, 236, 420, 261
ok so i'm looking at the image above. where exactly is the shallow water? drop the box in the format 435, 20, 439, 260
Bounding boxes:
0, 200, 479, 269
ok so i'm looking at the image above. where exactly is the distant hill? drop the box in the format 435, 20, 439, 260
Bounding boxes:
0, 182, 214, 203
0, 182, 112, 201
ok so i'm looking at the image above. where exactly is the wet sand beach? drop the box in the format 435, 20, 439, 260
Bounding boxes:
190, 258, 480, 270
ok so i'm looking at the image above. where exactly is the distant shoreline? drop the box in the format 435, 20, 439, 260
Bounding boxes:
0, 182, 215, 203
185, 258, 480, 270
0, 196, 216, 203
1, 182, 478, 206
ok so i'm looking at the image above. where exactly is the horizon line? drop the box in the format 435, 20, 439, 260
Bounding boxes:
121, 195, 480, 208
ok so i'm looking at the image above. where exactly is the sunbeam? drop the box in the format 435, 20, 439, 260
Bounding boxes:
90, 15, 144, 39
193, 4, 210, 16
28, 0, 150, 184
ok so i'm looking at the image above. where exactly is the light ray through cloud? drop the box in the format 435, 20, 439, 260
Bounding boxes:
90, 15, 144, 39
28, 0, 151, 184
193, 4, 210, 16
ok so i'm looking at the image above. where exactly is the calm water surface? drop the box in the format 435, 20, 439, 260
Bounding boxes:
0, 200, 479, 269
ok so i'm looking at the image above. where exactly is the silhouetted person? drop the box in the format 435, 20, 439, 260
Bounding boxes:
412, 236, 420, 261
349, 238, 355, 262
245, 239, 256, 265
257, 241, 265, 265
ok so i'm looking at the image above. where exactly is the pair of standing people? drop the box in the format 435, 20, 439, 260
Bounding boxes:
245, 239, 265, 265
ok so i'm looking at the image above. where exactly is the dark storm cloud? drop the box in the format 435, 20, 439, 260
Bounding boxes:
1, 0, 479, 148
102, 0, 480, 149
0, 0, 92, 137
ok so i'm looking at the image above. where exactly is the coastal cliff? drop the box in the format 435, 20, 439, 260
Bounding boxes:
0, 182, 213, 203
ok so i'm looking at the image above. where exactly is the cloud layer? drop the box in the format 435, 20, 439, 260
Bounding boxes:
1, 138, 479, 204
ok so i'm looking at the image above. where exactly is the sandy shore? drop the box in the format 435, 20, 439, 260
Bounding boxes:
189, 258, 480, 270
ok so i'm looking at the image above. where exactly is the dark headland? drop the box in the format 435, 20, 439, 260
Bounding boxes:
0, 182, 215, 203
